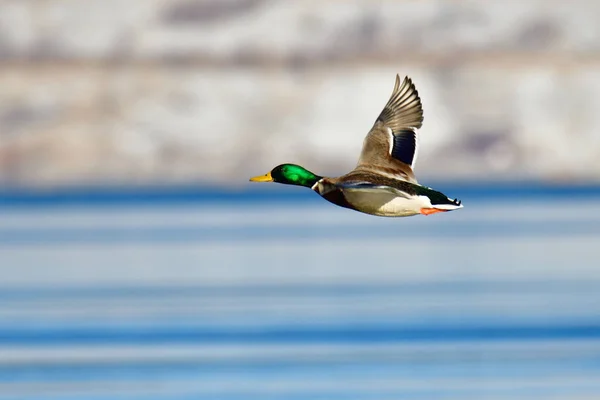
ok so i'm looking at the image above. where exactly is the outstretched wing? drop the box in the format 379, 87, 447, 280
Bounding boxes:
355, 75, 424, 183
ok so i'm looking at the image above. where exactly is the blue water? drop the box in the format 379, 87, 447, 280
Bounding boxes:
0, 186, 599, 399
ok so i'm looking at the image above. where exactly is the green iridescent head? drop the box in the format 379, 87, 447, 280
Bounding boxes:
250, 164, 321, 188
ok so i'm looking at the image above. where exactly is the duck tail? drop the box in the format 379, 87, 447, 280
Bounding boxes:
431, 197, 463, 210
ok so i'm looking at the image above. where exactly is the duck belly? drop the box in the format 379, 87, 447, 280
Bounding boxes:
342, 190, 427, 217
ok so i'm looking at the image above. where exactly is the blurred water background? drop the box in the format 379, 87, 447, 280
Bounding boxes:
1, 1, 600, 399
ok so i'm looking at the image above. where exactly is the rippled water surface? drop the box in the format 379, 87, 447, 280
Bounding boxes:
1, 190, 599, 399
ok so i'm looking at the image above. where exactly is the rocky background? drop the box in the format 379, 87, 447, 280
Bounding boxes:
1, 0, 599, 187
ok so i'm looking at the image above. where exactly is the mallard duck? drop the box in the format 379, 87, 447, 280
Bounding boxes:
250, 75, 463, 217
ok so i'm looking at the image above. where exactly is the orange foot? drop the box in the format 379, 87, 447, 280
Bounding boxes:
420, 208, 448, 216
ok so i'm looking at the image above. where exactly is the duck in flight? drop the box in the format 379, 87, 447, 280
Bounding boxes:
250, 75, 463, 217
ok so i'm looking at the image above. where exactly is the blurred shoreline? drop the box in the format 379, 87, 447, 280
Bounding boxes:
0, 182, 599, 208
2, 1, 600, 187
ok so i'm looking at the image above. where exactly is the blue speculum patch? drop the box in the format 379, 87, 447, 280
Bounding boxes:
392, 129, 416, 166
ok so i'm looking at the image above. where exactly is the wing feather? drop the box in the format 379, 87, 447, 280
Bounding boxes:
377, 75, 423, 132
354, 75, 424, 183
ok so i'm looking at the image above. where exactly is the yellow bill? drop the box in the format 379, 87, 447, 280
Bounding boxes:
249, 172, 273, 182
